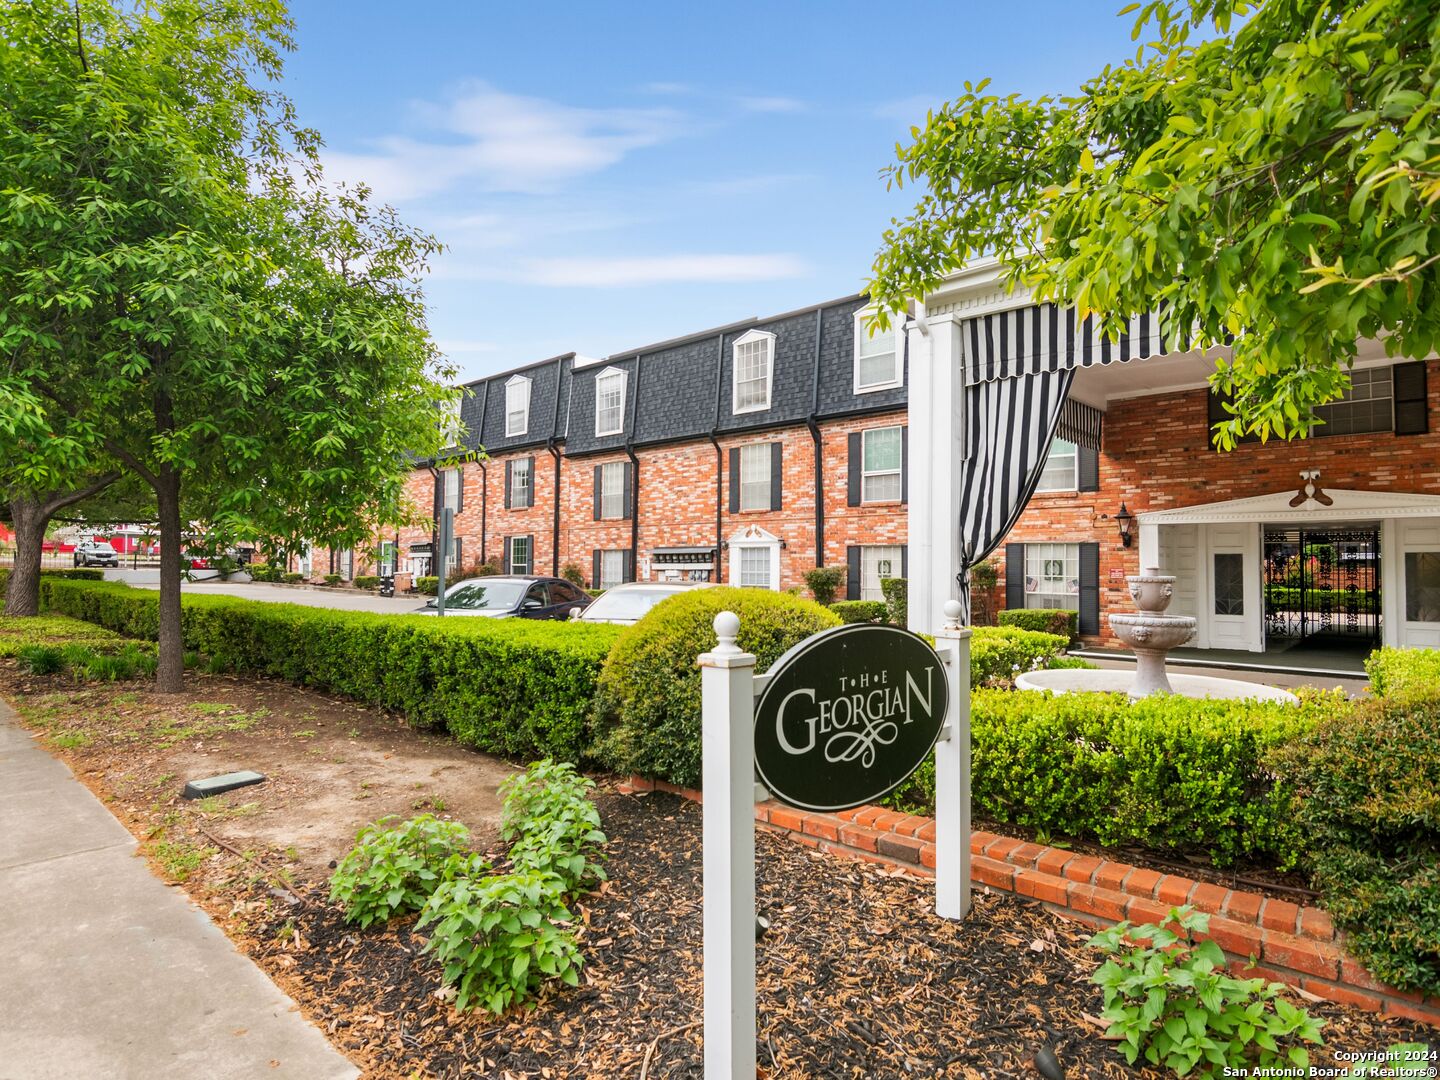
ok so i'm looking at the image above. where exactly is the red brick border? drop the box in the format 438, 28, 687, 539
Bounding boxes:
620, 776, 1439, 1027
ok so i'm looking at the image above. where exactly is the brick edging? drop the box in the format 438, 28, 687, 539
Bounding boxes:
621, 775, 1438, 1027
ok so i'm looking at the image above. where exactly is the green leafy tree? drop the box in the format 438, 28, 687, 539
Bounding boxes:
869, 0, 1440, 447
0, 0, 455, 688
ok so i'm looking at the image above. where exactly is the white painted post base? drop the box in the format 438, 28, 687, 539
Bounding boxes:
699, 612, 757, 1079
933, 599, 973, 920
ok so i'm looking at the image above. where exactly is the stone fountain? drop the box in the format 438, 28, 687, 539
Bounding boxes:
1107, 568, 1196, 698
1014, 565, 1298, 704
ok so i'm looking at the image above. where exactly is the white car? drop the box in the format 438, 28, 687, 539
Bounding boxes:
571, 580, 715, 625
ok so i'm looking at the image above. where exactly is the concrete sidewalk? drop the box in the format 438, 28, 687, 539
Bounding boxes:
0, 701, 357, 1080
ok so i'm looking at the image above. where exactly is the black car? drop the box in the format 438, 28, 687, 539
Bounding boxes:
73, 541, 119, 568
412, 575, 591, 620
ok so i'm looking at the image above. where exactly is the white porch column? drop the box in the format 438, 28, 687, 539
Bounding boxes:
907, 312, 967, 633
1138, 521, 1160, 571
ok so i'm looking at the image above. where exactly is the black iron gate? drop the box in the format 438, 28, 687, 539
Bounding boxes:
1262, 527, 1381, 647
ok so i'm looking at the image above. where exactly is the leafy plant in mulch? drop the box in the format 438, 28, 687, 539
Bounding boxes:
499, 759, 608, 893
1089, 906, 1325, 1077
15, 644, 64, 675
329, 814, 475, 929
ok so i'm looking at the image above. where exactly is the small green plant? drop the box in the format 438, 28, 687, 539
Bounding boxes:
414, 575, 439, 595
329, 814, 475, 928
153, 837, 215, 881
803, 566, 846, 606
560, 562, 587, 588
1047, 655, 1098, 670
353, 575, 381, 590
281, 572, 303, 584
51, 730, 91, 749
830, 600, 887, 624
500, 760, 607, 893
16, 644, 64, 675
1089, 906, 1324, 1076
323, 573, 342, 586
880, 576, 906, 627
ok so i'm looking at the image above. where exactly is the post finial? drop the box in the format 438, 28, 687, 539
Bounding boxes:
942, 599, 964, 629
713, 611, 741, 654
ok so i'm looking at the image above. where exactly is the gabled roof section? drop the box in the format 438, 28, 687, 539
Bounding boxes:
1139, 486, 1440, 525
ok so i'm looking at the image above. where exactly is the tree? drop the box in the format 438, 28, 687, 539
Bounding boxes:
0, 0, 455, 689
869, 0, 1440, 448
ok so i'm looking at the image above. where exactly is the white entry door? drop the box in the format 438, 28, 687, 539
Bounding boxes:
1206, 523, 1262, 651
1398, 518, 1440, 648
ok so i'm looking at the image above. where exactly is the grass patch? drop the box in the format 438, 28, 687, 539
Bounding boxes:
151, 837, 216, 881
0, 615, 121, 657
50, 730, 92, 750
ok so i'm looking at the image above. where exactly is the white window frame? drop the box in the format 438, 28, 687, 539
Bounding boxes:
442, 467, 461, 513
599, 549, 626, 590
737, 545, 775, 589
853, 309, 903, 393
505, 374, 531, 437
727, 527, 782, 592
860, 545, 903, 603
599, 461, 626, 520
732, 329, 775, 415
1035, 436, 1079, 493
595, 366, 627, 437
1024, 543, 1080, 610
861, 426, 903, 504
508, 535, 530, 575
512, 457, 532, 509
738, 443, 771, 512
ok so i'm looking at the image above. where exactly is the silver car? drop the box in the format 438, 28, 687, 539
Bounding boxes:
571, 580, 714, 625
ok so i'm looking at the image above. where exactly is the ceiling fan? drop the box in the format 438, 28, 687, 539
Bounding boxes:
1290, 469, 1333, 508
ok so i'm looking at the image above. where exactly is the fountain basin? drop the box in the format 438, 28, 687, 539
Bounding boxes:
1015, 668, 1299, 704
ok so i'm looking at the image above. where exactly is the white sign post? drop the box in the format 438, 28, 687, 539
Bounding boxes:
933, 599, 973, 919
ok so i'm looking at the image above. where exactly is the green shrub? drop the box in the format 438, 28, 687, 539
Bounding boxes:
970, 625, 1069, 686
1269, 695, 1440, 995
329, 815, 476, 929
15, 644, 64, 675
1089, 907, 1324, 1075
281, 572, 303, 584
1047, 655, 1097, 670
1364, 646, 1440, 698
1266, 585, 1378, 614
38, 579, 621, 762
590, 587, 841, 787
560, 562, 587, 588
323, 573, 342, 586
997, 607, 1078, 639
830, 600, 887, 624
415, 576, 439, 595
353, 575, 381, 590
0, 567, 104, 595
248, 563, 281, 583
500, 761, 607, 894
803, 566, 846, 606
880, 576, 906, 627
0, 615, 121, 657
881, 687, 1350, 867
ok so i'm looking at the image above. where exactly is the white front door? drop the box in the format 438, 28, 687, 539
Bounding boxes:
1205, 523, 1262, 651
1398, 517, 1440, 648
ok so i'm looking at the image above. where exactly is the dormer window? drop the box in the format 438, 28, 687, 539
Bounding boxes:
854, 310, 902, 393
732, 329, 774, 414
595, 367, 627, 437
505, 375, 530, 437
439, 395, 463, 446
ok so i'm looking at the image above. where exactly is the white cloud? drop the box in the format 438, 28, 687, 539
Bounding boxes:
439, 253, 808, 288
435, 339, 499, 355
737, 96, 807, 114
872, 95, 941, 124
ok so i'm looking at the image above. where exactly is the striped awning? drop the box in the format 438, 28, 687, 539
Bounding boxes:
1056, 397, 1103, 451
964, 302, 1191, 385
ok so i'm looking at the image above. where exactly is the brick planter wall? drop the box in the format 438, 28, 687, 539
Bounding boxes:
622, 776, 1439, 1027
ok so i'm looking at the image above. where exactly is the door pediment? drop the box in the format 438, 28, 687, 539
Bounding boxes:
1139, 488, 1440, 526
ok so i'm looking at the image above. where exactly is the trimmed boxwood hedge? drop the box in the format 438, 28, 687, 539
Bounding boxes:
38, 578, 621, 761
0, 567, 105, 593
997, 608, 1078, 639
830, 600, 887, 624
1364, 646, 1440, 698
970, 625, 1069, 686
1264, 585, 1378, 614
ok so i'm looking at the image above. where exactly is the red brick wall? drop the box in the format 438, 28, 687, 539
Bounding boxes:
821, 410, 908, 576
483, 451, 558, 577
563, 452, 635, 587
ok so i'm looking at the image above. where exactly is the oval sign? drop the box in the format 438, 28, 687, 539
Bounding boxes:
754, 623, 948, 813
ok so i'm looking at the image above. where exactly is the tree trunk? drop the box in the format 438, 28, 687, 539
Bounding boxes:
154, 468, 184, 693
4, 497, 46, 617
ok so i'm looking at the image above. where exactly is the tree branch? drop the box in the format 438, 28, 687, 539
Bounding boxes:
40, 470, 121, 518
73, 0, 89, 74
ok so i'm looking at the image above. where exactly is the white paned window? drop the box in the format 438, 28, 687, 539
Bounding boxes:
512, 458, 532, 508
595, 368, 626, 436
861, 546, 903, 602
739, 546, 771, 588
1036, 437, 1078, 492
854, 311, 901, 392
1024, 543, 1080, 610
1314, 366, 1393, 436
600, 461, 626, 520
443, 468, 461, 513
508, 535, 530, 575
599, 550, 626, 590
732, 330, 774, 414
505, 375, 530, 437
861, 426, 903, 503
739, 444, 770, 511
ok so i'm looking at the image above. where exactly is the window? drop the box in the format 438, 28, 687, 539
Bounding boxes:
599, 549, 626, 590
440, 397, 463, 446
738, 444, 770, 511
861, 426, 903, 503
861, 546, 902, 602
739, 546, 771, 588
442, 468, 461, 513
1213, 553, 1245, 616
378, 541, 396, 577
1405, 551, 1440, 622
599, 461, 626, 520
508, 535, 530, 575
511, 457, 532, 509
505, 375, 530, 437
854, 311, 901, 392
1024, 543, 1079, 609
732, 330, 774, 413
1035, 437, 1078, 493
1314, 366, 1393, 436
595, 368, 626, 436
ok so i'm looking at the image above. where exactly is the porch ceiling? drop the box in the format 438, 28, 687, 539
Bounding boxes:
1139, 487, 1440, 526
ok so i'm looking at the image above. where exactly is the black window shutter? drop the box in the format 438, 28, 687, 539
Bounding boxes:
1005, 543, 1025, 611
900, 546, 908, 579
1394, 361, 1429, 435
847, 432, 862, 506
592, 551, 601, 589
527, 456, 536, 507
504, 536, 512, 572
622, 462, 634, 520
900, 427, 909, 504
504, 461, 513, 510
728, 449, 740, 513
1078, 542, 1100, 636
1078, 444, 1099, 492
456, 468, 464, 514
769, 442, 783, 511
454, 539, 463, 575
593, 465, 602, 521
846, 546, 861, 600
623, 549, 635, 583
1206, 388, 1228, 431
525, 535, 535, 574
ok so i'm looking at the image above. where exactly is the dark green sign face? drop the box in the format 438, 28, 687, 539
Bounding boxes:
754, 624, 948, 812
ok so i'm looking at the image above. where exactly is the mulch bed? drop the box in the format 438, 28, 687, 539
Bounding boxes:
240, 791, 1430, 1079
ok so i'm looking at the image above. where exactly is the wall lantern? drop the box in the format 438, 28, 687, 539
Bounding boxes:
1115, 503, 1134, 548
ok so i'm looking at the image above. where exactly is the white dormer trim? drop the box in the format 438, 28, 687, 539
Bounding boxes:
727, 524, 782, 591
853, 307, 904, 394
732, 329, 775, 415
594, 366, 627, 438
505, 374, 531, 437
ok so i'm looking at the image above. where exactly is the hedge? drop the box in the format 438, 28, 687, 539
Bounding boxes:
38, 579, 622, 761
415, 576, 439, 595
1364, 646, 1440, 698
0, 567, 105, 593
997, 608, 1078, 639
1264, 585, 1378, 614
882, 687, 1352, 867
353, 575, 381, 590
880, 577, 906, 628
830, 600, 886, 624
0, 614, 123, 656
970, 625, 1069, 686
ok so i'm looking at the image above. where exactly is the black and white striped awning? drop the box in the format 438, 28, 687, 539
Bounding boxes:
964, 302, 1191, 385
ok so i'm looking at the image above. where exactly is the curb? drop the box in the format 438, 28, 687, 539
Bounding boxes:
621, 775, 1439, 1027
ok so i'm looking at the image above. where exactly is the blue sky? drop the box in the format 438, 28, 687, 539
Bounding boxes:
284, 1, 1140, 383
